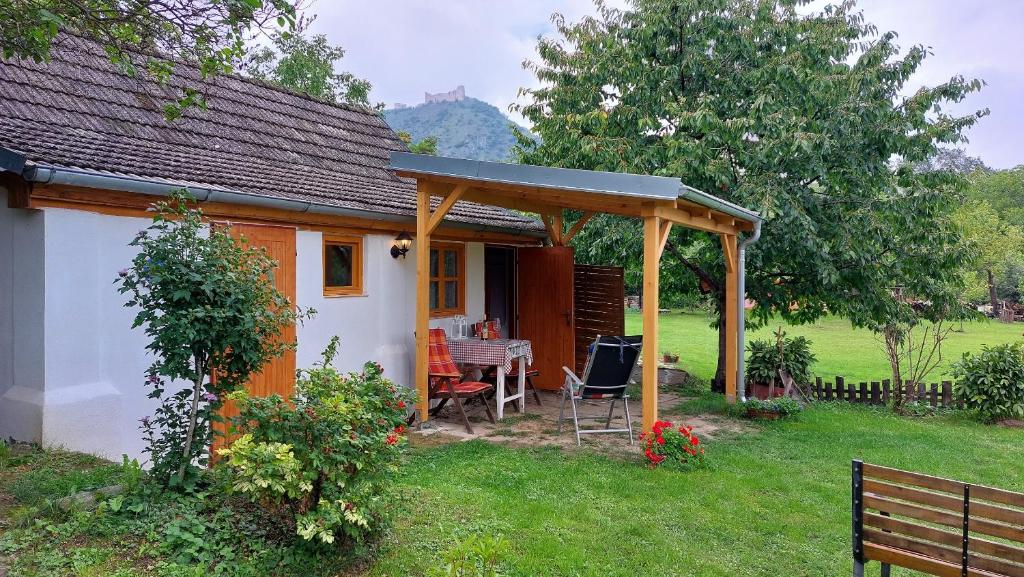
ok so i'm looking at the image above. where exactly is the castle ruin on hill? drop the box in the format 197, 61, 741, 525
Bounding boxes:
390, 86, 467, 110
424, 85, 466, 104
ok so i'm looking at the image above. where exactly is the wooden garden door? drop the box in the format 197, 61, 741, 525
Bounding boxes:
517, 246, 575, 390
212, 223, 297, 453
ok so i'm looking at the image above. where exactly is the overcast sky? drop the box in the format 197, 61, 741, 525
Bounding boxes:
309, 1, 1023, 169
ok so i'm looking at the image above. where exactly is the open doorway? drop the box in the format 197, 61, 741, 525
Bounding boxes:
484, 245, 516, 338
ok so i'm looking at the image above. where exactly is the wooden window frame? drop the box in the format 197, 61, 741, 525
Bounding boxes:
430, 242, 465, 318
323, 234, 364, 297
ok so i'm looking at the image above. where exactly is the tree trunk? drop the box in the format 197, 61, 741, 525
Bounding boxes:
176, 362, 205, 484
988, 268, 998, 313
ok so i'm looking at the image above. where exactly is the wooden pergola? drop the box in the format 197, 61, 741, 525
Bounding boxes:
390, 153, 762, 431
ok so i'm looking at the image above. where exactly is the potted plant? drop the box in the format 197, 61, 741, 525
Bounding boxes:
741, 396, 803, 420
746, 329, 816, 399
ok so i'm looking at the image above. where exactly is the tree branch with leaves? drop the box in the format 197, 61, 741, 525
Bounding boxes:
514, 0, 985, 391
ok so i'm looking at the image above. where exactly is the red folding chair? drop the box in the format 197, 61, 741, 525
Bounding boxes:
428, 328, 495, 434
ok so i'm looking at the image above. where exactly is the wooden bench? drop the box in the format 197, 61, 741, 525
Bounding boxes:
852, 460, 1024, 577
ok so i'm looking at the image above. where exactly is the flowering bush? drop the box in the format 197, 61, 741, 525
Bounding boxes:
639, 420, 705, 470
217, 337, 415, 545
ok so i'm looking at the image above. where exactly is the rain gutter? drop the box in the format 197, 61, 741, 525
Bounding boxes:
20, 163, 547, 238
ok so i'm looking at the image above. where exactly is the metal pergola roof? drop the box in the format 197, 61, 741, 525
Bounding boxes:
389, 152, 761, 225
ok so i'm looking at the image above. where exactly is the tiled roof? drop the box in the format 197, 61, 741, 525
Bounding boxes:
0, 34, 544, 233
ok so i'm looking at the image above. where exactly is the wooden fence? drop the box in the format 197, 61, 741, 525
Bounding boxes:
808, 376, 959, 408
573, 264, 625, 375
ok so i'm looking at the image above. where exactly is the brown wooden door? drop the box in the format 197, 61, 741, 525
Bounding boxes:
213, 223, 297, 452
517, 246, 574, 390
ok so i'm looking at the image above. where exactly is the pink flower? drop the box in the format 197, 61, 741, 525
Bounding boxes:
202, 392, 218, 402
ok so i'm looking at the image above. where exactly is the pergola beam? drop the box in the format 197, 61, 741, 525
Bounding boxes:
654, 205, 742, 236
642, 215, 661, 432
414, 181, 432, 422
721, 233, 739, 401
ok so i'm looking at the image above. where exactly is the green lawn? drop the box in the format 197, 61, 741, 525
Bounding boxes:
2, 405, 1022, 576
370, 404, 1023, 577
625, 310, 1024, 383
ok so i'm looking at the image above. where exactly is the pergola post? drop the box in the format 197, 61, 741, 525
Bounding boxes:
414, 182, 431, 423
721, 233, 739, 401
642, 215, 661, 431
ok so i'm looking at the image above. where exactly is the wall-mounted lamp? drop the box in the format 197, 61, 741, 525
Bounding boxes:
390, 231, 413, 259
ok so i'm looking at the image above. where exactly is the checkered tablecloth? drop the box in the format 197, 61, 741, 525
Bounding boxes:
446, 338, 533, 373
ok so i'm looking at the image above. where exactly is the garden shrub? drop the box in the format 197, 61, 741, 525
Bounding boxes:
746, 335, 816, 385
117, 193, 308, 487
639, 420, 705, 470
952, 343, 1024, 421
218, 337, 414, 545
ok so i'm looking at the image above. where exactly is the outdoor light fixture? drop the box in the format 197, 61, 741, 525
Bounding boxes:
390, 231, 413, 259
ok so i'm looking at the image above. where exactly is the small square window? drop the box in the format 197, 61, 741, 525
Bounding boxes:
429, 243, 464, 317
323, 235, 363, 296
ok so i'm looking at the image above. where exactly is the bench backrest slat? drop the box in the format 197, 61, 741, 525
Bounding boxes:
855, 461, 1024, 577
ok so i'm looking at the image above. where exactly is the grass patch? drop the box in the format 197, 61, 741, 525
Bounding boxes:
626, 310, 1023, 382
4, 406, 1020, 576
1, 447, 122, 507
367, 403, 1023, 576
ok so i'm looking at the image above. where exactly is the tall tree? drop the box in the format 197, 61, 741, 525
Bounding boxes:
952, 200, 1024, 308
514, 0, 985, 390
964, 166, 1024, 228
244, 28, 373, 107
0, 0, 299, 118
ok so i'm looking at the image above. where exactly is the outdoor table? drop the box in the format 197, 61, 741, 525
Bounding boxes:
446, 338, 533, 420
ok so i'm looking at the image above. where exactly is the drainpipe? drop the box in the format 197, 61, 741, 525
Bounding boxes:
736, 219, 762, 402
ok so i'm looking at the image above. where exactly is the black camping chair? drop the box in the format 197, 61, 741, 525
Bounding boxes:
558, 335, 642, 445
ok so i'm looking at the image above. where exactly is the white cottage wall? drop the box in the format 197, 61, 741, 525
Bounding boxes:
294, 232, 485, 388
40, 209, 167, 460
24, 210, 489, 460
0, 187, 46, 443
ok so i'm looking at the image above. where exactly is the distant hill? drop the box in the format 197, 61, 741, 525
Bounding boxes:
382, 98, 530, 162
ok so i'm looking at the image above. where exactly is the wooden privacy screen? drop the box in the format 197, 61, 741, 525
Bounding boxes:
853, 460, 1024, 577
573, 265, 625, 375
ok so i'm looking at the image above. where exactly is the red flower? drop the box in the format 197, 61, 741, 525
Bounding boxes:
690, 436, 700, 446
394, 424, 406, 435
656, 436, 665, 445
386, 433, 398, 445
651, 454, 665, 464
398, 400, 406, 409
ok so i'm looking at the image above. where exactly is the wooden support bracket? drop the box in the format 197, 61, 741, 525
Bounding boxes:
562, 211, 594, 245
657, 220, 673, 260
427, 184, 468, 235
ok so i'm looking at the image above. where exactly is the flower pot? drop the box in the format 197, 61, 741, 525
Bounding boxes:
748, 382, 787, 400
745, 408, 783, 420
